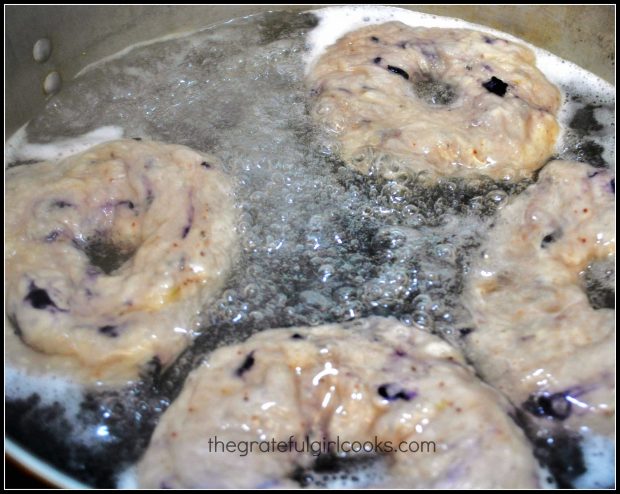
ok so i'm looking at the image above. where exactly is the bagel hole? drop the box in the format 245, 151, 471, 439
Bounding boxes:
291, 452, 386, 488
81, 236, 138, 275
412, 75, 456, 106
581, 260, 615, 310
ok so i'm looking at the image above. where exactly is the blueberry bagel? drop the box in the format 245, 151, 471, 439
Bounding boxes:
5, 139, 237, 384
463, 161, 615, 438
308, 22, 561, 180
137, 317, 546, 488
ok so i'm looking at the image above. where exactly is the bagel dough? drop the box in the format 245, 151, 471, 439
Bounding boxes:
308, 22, 561, 180
463, 161, 615, 437
137, 317, 544, 488
5, 139, 237, 384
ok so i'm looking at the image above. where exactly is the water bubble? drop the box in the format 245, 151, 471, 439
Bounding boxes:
413, 294, 434, 313
222, 289, 238, 304
363, 281, 384, 305
299, 290, 332, 311
435, 243, 456, 264
468, 195, 485, 212
382, 181, 410, 204
249, 311, 264, 322
317, 264, 334, 282
333, 286, 356, 303
411, 310, 434, 330
399, 314, 414, 326
242, 284, 260, 300
485, 189, 508, 208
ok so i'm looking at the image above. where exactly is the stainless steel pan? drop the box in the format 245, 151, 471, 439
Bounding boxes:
4, 4, 615, 488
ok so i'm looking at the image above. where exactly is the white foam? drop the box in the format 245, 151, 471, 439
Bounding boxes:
5, 363, 128, 449
537, 465, 558, 489
572, 433, 615, 489
116, 466, 138, 489
5, 365, 84, 419
5, 125, 124, 165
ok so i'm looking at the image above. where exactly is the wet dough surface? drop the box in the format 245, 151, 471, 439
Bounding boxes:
463, 161, 615, 437
308, 22, 560, 180
137, 317, 544, 488
5, 139, 237, 384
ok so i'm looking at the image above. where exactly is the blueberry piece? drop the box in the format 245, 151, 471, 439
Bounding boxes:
541, 229, 562, 248
377, 383, 416, 401
235, 351, 255, 377
46, 231, 60, 242
200, 161, 212, 169
373, 57, 382, 64
523, 392, 572, 420
98, 325, 119, 337
611, 179, 615, 193
181, 225, 191, 238
540, 229, 562, 249
146, 189, 155, 205
25, 285, 58, 310
387, 65, 409, 80
370, 36, 380, 42
542, 234, 554, 245
291, 333, 305, 340
459, 328, 474, 337
482, 76, 508, 97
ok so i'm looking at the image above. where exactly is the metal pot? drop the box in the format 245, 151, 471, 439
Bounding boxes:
4, 4, 615, 488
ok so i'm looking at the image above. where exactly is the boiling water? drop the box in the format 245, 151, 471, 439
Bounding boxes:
5, 7, 615, 488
